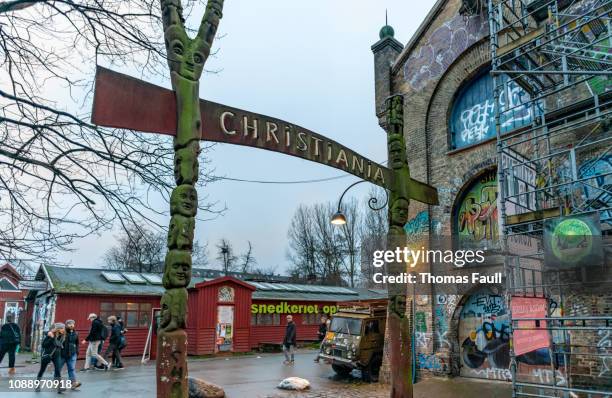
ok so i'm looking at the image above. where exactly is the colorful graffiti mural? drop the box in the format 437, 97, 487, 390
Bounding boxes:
456, 169, 499, 247
458, 288, 556, 380
404, 13, 488, 91
404, 211, 428, 235
450, 71, 542, 149
459, 288, 511, 379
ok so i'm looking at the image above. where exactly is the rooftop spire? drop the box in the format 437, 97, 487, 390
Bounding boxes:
379, 9, 395, 40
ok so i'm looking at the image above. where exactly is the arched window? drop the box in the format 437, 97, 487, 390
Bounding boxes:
454, 168, 499, 249
449, 69, 540, 149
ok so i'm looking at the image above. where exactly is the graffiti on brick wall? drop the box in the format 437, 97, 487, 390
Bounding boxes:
404, 13, 488, 91
459, 288, 554, 380
579, 154, 611, 223
415, 331, 432, 350
598, 330, 611, 378
417, 353, 447, 372
435, 295, 457, 350
415, 311, 427, 332
459, 289, 510, 378
451, 73, 540, 148
404, 211, 428, 235
531, 368, 567, 386
456, 169, 499, 247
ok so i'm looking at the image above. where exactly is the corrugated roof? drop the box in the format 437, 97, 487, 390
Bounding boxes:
40, 265, 388, 302
44, 265, 207, 296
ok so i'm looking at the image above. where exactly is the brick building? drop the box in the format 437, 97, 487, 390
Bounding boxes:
371, 0, 611, 394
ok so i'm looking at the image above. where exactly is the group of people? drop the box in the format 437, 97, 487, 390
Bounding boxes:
281, 314, 330, 365
0, 312, 128, 394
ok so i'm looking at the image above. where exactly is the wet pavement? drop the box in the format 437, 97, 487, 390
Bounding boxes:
0, 350, 512, 397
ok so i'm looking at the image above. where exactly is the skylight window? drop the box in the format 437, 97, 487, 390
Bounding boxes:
122, 273, 146, 284
101, 271, 125, 283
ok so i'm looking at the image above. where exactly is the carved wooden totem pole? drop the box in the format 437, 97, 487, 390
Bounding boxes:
385, 95, 413, 398
157, 1, 224, 397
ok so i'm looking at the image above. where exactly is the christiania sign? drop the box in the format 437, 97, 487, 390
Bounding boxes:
93, 67, 388, 187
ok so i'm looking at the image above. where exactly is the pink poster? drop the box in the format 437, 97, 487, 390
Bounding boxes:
511, 297, 550, 356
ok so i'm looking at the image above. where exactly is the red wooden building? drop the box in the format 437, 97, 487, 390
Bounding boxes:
27, 265, 386, 358
0, 263, 27, 326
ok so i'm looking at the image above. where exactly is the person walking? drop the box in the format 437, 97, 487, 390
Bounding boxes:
35, 323, 65, 393
0, 314, 21, 374
59, 320, 81, 390
116, 315, 127, 367
103, 316, 123, 370
282, 315, 296, 365
314, 315, 327, 363
81, 313, 108, 371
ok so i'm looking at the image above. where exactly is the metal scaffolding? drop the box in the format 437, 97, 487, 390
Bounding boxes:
488, 0, 612, 396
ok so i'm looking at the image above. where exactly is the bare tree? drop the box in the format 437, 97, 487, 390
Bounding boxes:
339, 198, 360, 287
215, 238, 236, 274
311, 202, 345, 285
287, 204, 318, 281
359, 187, 388, 287
287, 202, 345, 285
239, 240, 257, 273
104, 223, 166, 273
0, 1, 217, 263
192, 241, 210, 268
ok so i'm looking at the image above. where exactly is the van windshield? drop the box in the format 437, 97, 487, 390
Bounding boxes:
330, 317, 362, 335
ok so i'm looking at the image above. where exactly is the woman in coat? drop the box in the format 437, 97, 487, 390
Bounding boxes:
0, 313, 21, 374
59, 320, 81, 389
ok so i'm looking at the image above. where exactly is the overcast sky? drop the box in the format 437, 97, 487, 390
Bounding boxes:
59, 0, 437, 273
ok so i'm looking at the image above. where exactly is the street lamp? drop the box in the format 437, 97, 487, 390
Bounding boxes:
331, 180, 388, 226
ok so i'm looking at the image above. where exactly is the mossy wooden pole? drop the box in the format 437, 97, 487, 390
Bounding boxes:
385, 95, 413, 398
157, 1, 224, 397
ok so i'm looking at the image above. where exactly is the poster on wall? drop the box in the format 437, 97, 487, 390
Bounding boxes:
511, 297, 549, 356
216, 305, 234, 352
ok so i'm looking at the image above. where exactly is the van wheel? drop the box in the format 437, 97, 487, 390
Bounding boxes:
332, 364, 352, 377
362, 355, 382, 382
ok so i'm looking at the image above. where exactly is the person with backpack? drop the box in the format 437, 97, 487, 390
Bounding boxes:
103, 316, 123, 370
59, 320, 81, 390
0, 314, 21, 374
81, 313, 108, 371
35, 323, 65, 393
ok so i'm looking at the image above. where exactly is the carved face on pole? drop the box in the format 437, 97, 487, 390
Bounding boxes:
174, 143, 199, 185
163, 250, 192, 288
389, 294, 407, 317
391, 197, 410, 226
168, 215, 195, 250
170, 184, 197, 217
165, 26, 207, 82
386, 96, 404, 134
388, 137, 407, 170
159, 288, 187, 332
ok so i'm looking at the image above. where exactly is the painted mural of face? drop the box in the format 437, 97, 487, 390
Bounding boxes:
163, 250, 192, 288
168, 215, 195, 250
170, 184, 197, 217
165, 25, 207, 81
388, 138, 407, 170
174, 143, 200, 185
391, 197, 410, 226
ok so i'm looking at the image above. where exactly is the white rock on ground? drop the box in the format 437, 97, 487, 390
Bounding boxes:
277, 377, 311, 390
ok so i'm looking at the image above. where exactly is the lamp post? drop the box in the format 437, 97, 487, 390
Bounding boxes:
330, 180, 389, 226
